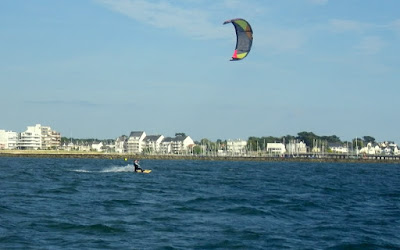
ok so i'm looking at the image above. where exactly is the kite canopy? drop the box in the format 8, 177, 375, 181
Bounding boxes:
223, 18, 253, 61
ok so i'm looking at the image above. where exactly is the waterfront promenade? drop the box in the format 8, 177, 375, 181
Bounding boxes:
1, 150, 400, 164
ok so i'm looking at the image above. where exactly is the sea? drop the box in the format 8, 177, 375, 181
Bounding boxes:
0, 157, 399, 249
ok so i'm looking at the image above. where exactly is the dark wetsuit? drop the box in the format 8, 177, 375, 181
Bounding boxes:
134, 161, 143, 172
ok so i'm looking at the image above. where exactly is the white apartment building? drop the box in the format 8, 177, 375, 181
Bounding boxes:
226, 139, 247, 156
115, 135, 128, 153
18, 124, 61, 150
0, 130, 19, 149
41, 126, 61, 149
19, 124, 42, 150
266, 142, 286, 155
91, 142, 103, 152
160, 139, 173, 154
172, 135, 194, 154
143, 135, 164, 153
127, 131, 146, 153
160, 135, 194, 154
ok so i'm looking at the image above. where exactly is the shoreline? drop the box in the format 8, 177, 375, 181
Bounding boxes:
1, 151, 400, 164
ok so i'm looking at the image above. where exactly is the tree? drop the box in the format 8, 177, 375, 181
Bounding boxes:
320, 135, 342, 143
363, 136, 375, 144
247, 136, 286, 151
282, 134, 296, 142
247, 137, 259, 151
296, 132, 318, 147
193, 145, 202, 154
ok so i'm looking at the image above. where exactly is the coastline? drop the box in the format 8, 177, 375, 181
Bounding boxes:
1, 150, 400, 164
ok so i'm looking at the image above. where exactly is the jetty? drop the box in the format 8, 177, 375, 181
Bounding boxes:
1, 150, 400, 164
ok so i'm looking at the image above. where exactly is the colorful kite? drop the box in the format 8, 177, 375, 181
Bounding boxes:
223, 18, 253, 61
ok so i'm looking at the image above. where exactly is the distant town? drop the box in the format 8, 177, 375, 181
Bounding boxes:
1, 124, 399, 157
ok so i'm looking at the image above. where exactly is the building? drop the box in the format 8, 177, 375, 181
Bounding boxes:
91, 141, 104, 152
385, 142, 399, 155
115, 135, 128, 153
266, 142, 286, 156
0, 130, 19, 149
18, 124, 61, 150
226, 139, 247, 156
143, 135, 164, 154
286, 140, 307, 155
64, 141, 75, 151
161, 134, 194, 154
127, 131, 146, 153
160, 138, 173, 154
41, 126, 61, 149
18, 124, 42, 150
78, 143, 91, 152
328, 143, 349, 154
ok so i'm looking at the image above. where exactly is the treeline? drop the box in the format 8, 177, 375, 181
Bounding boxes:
193, 132, 377, 153
246, 132, 377, 150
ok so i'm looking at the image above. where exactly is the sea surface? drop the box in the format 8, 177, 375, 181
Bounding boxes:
0, 157, 399, 249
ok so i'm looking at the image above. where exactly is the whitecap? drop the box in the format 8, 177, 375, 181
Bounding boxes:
100, 165, 134, 173
71, 169, 92, 173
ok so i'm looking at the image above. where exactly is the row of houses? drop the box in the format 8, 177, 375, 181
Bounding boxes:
228, 140, 399, 156
276, 141, 399, 156
0, 124, 61, 150
61, 132, 197, 155
358, 142, 399, 155
115, 132, 195, 154
2, 124, 399, 156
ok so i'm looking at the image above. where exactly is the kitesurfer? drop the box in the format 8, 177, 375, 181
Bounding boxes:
134, 159, 143, 173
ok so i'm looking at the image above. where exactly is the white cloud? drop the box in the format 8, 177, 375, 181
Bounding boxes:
96, 0, 230, 39
95, 0, 267, 40
356, 36, 385, 55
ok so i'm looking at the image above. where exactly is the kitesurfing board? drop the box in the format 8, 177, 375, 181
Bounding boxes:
135, 169, 151, 174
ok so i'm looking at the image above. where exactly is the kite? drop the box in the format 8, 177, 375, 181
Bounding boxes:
223, 18, 253, 61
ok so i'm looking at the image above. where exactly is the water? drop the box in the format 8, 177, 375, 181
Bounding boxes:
0, 157, 399, 249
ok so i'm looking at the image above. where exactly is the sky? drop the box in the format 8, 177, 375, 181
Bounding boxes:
1, 0, 400, 143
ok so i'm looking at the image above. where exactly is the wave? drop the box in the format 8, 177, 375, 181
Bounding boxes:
71, 169, 92, 173
100, 165, 134, 173
71, 165, 135, 173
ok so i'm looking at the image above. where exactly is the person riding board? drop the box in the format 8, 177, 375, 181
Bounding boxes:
133, 159, 143, 172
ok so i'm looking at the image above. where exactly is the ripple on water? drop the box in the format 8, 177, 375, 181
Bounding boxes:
1, 158, 399, 249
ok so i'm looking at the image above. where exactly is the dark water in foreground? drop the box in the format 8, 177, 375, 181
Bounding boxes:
0, 158, 399, 249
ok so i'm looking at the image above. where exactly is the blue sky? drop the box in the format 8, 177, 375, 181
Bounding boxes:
1, 0, 399, 143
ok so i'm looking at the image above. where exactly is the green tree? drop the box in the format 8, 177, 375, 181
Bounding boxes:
320, 135, 342, 143
192, 145, 202, 154
297, 131, 318, 147
363, 136, 375, 144
247, 136, 286, 151
282, 134, 296, 143
247, 137, 259, 151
